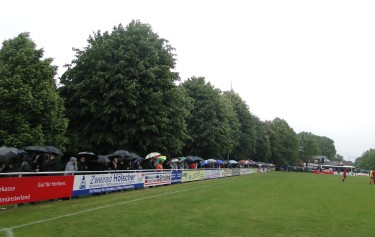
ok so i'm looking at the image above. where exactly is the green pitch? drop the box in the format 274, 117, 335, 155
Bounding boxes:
0, 172, 373, 237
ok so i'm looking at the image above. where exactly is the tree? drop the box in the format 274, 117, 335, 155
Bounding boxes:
298, 132, 320, 167
333, 154, 344, 161
265, 118, 299, 166
315, 136, 336, 160
223, 90, 256, 160
252, 116, 271, 162
0, 33, 68, 148
60, 21, 191, 155
354, 149, 375, 170
181, 77, 240, 159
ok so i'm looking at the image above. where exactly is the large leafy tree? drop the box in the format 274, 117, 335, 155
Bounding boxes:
252, 116, 272, 162
355, 149, 375, 170
181, 77, 240, 159
223, 90, 256, 160
265, 118, 299, 166
298, 132, 320, 165
315, 135, 336, 160
0, 33, 68, 148
60, 20, 191, 155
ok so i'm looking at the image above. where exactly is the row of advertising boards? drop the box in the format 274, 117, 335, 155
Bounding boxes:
0, 168, 262, 206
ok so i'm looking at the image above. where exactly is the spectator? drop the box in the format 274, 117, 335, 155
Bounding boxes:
77, 156, 88, 171
0, 161, 12, 173
31, 154, 44, 172
189, 162, 196, 169
20, 154, 33, 172
132, 160, 142, 170
108, 157, 118, 171
123, 160, 132, 170
65, 157, 78, 174
156, 160, 163, 170
117, 157, 125, 170
46, 154, 59, 171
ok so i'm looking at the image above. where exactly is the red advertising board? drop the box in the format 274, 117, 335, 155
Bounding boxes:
0, 175, 74, 206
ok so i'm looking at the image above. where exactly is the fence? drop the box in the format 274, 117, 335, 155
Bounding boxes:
0, 167, 271, 206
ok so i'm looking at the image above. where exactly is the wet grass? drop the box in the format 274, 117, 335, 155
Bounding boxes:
0, 172, 374, 237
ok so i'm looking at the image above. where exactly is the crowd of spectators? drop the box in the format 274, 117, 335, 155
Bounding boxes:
0, 151, 263, 175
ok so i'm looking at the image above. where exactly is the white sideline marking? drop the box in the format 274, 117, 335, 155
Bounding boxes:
5, 229, 14, 237
0, 182, 220, 234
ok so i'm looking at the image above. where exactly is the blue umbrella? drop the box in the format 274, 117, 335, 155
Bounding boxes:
216, 160, 224, 165
200, 160, 208, 166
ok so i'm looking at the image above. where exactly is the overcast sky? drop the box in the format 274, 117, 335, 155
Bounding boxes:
2, 0, 374, 161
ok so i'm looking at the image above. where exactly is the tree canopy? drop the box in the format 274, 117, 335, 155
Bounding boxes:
181, 77, 240, 159
354, 149, 375, 170
0, 33, 68, 149
60, 21, 191, 155
252, 116, 272, 162
223, 90, 256, 160
0, 21, 341, 163
265, 118, 299, 166
298, 132, 320, 163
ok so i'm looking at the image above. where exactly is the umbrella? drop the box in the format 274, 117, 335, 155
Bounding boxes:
170, 158, 180, 163
112, 150, 131, 157
77, 151, 98, 161
130, 152, 142, 159
43, 146, 63, 156
97, 155, 110, 163
0, 146, 26, 162
154, 155, 167, 164
207, 159, 216, 164
145, 152, 161, 159
185, 156, 195, 162
178, 157, 187, 162
200, 160, 208, 166
23, 145, 49, 153
132, 157, 145, 163
187, 156, 203, 161
216, 159, 224, 165
229, 160, 238, 164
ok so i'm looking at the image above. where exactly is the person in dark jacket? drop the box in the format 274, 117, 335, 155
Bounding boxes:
108, 157, 118, 171
77, 156, 88, 171
46, 154, 59, 171
20, 154, 33, 172
0, 161, 12, 173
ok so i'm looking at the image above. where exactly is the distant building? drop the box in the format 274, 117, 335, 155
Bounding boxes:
312, 155, 330, 164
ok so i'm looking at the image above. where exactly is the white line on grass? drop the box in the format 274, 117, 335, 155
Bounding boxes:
0, 181, 222, 234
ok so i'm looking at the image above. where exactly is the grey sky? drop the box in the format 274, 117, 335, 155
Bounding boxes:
2, 0, 375, 161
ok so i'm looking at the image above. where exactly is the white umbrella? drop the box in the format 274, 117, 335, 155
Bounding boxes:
145, 152, 161, 159
170, 158, 180, 163
207, 159, 216, 164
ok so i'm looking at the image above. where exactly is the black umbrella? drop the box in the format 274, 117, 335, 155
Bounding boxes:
0, 146, 26, 162
186, 156, 195, 162
130, 152, 142, 159
43, 146, 63, 156
192, 156, 204, 161
77, 151, 98, 161
112, 150, 131, 157
97, 155, 110, 163
23, 146, 49, 153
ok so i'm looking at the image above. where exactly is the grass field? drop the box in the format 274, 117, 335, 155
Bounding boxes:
0, 172, 374, 237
